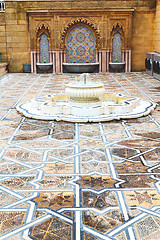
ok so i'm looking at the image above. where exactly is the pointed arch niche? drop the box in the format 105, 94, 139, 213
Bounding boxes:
112, 32, 122, 63
109, 23, 131, 72
36, 24, 51, 63
30, 23, 54, 73
111, 23, 125, 63
39, 33, 50, 63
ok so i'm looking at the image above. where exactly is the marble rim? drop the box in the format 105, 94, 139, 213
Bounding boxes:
109, 62, 126, 65
36, 63, 53, 66
16, 96, 156, 123
66, 82, 104, 88
63, 62, 99, 66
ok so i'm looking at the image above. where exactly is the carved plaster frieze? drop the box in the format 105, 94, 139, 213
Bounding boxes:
28, 9, 133, 51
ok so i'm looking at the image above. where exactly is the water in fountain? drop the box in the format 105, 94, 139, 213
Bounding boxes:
79, 73, 90, 84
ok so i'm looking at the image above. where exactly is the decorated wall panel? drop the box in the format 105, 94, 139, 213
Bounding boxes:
66, 25, 96, 63
112, 32, 122, 63
28, 9, 134, 72
39, 33, 50, 63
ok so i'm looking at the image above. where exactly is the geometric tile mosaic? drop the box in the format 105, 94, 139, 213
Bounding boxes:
66, 25, 96, 63
39, 33, 50, 63
0, 72, 160, 239
112, 32, 122, 63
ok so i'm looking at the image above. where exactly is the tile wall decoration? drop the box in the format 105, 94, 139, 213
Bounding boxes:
39, 33, 50, 63
66, 25, 96, 63
112, 32, 122, 63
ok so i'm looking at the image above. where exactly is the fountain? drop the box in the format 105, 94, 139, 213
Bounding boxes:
36, 63, 53, 74
16, 73, 156, 122
63, 62, 99, 73
109, 62, 126, 73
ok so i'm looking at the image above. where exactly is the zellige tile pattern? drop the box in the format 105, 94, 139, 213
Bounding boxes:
0, 72, 160, 240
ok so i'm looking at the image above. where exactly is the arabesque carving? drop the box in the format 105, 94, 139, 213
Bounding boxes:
36, 22, 50, 32
111, 23, 125, 49
36, 23, 51, 52
112, 21, 125, 32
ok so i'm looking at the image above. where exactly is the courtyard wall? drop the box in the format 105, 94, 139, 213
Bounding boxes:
155, 0, 160, 52
132, 9, 155, 71
1, 0, 157, 72
4, 2, 30, 72
0, 11, 7, 62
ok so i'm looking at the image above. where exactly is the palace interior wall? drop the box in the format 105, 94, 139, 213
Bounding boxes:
0, 0, 157, 72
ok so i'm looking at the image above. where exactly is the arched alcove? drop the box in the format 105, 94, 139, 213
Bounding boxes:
112, 32, 122, 63
39, 33, 50, 63
36, 24, 51, 63
65, 24, 96, 63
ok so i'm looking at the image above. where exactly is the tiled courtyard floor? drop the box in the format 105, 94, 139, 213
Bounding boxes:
0, 72, 160, 240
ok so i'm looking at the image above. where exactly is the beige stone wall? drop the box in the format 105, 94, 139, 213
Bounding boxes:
132, 10, 155, 71
3, 0, 157, 72
0, 63, 8, 77
4, 2, 30, 72
155, 0, 160, 52
0, 12, 7, 62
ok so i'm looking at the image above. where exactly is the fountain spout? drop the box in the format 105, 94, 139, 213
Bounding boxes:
80, 73, 90, 84
84, 73, 86, 84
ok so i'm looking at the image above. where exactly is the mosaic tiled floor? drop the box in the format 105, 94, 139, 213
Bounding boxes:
0, 72, 160, 240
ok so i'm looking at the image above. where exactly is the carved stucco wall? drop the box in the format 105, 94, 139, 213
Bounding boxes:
28, 10, 133, 52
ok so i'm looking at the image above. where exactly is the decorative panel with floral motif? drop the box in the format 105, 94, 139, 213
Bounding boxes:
66, 25, 96, 63
39, 33, 50, 63
112, 32, 122, 63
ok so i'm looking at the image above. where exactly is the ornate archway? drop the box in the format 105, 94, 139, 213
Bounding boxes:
61, 19, 101, 49
36, 23, 51, 56
110, 23, 125, 50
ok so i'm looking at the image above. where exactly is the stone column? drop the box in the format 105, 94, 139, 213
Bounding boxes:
55, 50, 60, 73
33, 52, 36, 73
31, 51, 34, 73
53, 51, 56, 73
106, 50, 110, 72
129, 49, 131, 72
99, 51, 102, 72
102, 50, 107, 72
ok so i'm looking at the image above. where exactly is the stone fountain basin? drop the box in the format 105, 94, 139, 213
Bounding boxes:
36, 63, 53, 73
63, 63, 99, 73
109, 62, 125, 72
65, 81, 105, 101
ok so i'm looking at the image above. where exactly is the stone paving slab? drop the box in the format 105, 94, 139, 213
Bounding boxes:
0, 72, 160, 240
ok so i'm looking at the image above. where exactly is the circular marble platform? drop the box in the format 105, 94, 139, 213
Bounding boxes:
16, 93, 156, 122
